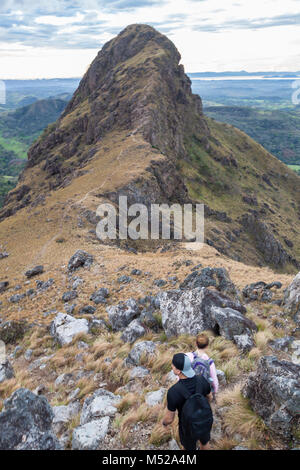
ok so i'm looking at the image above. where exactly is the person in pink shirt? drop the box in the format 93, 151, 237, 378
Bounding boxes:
186, 333, 219, 396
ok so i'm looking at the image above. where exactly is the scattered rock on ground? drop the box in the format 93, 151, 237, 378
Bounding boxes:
50, 313, 89, 346
25, 265, 44, 278
68, 250, 93, 272
0, 388, 61, 450
242, 356, 300, 441
71, 417, 110, 450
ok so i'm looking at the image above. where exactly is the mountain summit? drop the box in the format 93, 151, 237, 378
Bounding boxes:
1, 24, 300, 271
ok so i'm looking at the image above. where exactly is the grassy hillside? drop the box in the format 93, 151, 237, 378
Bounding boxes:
205, 105, 300, 166
0, 98, 67, 206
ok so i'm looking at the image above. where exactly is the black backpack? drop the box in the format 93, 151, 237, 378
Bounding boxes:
179, 377, 213, 442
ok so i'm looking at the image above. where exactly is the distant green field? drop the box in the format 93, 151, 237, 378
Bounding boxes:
287, 165, 300, 171
0, 133, 28, 159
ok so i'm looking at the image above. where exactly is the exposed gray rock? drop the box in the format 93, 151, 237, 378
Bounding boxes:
90, 288, 109, 304
0, 251, 9, 259
36, 278, 54, 291
0, 281, 9, 293
52, 402, 81, 434
78, 305, 96, 315
159, 288, 255, 350
140, 310, 160, 332
0, 388, 61, 450
25, 265, 44, 278
270, 336, 294, 353
24, 349, 33, 361
242, 356, 300, 440
283, 272, 300, 323
291, 340, 300, 365
117, 275, 132, 284
216, 369, 226, 387
169, 438, 180, 450
0, 360, 14, 383
68, 250, 93, 272
50, 313, 89, 346
243, 281, 282, 303
9, 293, 26, 303
72, 417, 110, 450
55, 373, 74, 388
120, 319, 145, 343
62, 290, 78, 302
129, 366, 150, 379
80, 389, 120, 425
180, 267, 237, 296
107, 298, 140, 331
145, 388, 166, 406
153, 279, 167, 287
126, 340, 157, 366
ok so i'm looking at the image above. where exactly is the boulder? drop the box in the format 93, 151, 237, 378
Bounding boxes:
242, 356, 300, 440
25, 265, 44, 278
90, 288, 109, 304
0, 360, 14, 383
180, 267, 237, 296
126, 340, 157, 366
68, 250, 93, 272
283, 272, 300, 323
107, 298, 140, 331
72, 417, 110, 450
0, 281, 9, 294
0, 388, 61, 450
243, 281, 282, 303
158, 288, 255, 350
62, 290, 78, 302
120, 319, 145, 343
145, 388, 166, 406
129, 366, 150, 379
50, 313, 89, 346
80, 389, 120, 425
270, 336, 294, 353
52, 402, 81, 434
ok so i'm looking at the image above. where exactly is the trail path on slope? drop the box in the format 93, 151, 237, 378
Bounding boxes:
29, 128, 142, 267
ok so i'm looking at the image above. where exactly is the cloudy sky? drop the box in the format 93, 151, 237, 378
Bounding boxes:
1, 0, 300, 78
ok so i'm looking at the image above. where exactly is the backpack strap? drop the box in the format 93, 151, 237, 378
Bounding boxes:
195, 376, 204, 395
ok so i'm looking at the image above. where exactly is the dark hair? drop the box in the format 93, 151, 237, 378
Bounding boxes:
196, 333, 209, 349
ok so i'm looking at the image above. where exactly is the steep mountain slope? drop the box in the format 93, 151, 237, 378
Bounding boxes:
0, 24, 299, 273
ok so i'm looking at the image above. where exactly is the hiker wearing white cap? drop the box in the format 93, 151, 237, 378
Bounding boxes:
162, 353, 213, 451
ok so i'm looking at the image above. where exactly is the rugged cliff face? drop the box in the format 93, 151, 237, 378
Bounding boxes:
1, 24, 300, 271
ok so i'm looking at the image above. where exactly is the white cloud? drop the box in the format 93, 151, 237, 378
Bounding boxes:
0, 0, 300, 77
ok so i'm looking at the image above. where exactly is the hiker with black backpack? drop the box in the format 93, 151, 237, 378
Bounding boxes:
186, 333, 219, 399
162, 353, 213, 451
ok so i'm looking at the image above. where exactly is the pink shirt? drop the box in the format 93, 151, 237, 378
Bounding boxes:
186, 351, 219, 394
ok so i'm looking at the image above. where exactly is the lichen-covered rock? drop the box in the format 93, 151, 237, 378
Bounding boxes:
129, 366, 150, 379
0, 360, 14, 383
72, 417, 110, 450
126, 340, 157, 366
145, 388, 166, 406
158, 287, 255, 350
25, 265, 44, 278
52, 402, 81, 434
120, 319, 145, 343
80, 389, 120, 425
242, 356, 300, 441
67, 250, 93, 272
243, 281, 282, 303
283, 272, 300, 323
0, 281, 9, 293
90, 287, 109, 304
50, 313, 89, 346
180, 267, 237, 296
0, 388, 61, 450
107, 298, 140, 331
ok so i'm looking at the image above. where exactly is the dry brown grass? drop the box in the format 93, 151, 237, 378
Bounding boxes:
218, 383, 268, 445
